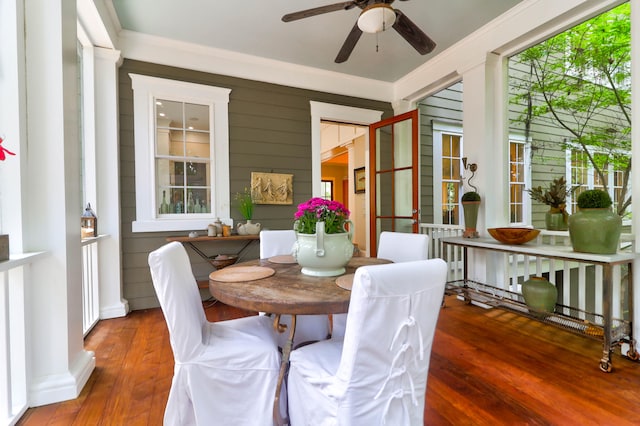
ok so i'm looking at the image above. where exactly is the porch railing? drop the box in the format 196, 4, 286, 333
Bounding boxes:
419, 224, 465, 280
81, 236, 103, 336
1, 251, 47, 426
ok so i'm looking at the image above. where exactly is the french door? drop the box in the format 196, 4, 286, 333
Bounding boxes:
368, 109, 419, 256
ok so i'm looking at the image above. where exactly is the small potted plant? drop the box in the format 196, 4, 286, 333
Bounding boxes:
461, 191, 481, 238
568, 189, 621, 254
527, 176, 575, 231
234, 188, 261, 235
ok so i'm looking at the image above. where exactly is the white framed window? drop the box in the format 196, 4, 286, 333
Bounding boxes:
433, 121, 463, 225
509, 135, 531, 225
567, 147, 631, 222
130, 74, 231, 232
321, 180, 334, 200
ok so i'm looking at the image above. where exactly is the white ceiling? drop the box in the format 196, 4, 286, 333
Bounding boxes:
109, 0, 525, 82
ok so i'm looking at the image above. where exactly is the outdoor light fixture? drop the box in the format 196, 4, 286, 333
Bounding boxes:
81, 203, 98, 238
462, 157, 479, 192
357, 4, 396, 33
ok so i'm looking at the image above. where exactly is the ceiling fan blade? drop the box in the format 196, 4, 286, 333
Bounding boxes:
392, 10, 436, 55
282, 1, 357, 22
335, 21, 363, 63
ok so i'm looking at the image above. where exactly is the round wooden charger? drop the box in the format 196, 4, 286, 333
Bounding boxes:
267, 255, 297, 264
209, 265, 275, 282
335, 273, 355, 291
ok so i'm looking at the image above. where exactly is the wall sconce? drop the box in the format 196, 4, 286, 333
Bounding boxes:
81, 203, 97, 239
462, 157, 478, 193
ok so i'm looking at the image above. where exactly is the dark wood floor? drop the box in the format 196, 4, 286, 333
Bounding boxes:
18, 296, 640, 425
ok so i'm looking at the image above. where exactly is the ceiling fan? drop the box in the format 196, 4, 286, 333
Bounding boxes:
282, 0, 436, 63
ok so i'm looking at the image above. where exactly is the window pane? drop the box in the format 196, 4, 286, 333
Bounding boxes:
185, 103, 210, 131
442, 182, 459, 225
509, 141, 525, 224
376, 126, 393, 171
157, 99, 183, 128
155, 99, 212, 215
376, 172, 393, 216
442, 158, 452, 180
321, 180, 333, 200
393, 120, 412, 169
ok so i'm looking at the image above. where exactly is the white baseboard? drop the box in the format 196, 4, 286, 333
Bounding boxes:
28, 350, 96, 407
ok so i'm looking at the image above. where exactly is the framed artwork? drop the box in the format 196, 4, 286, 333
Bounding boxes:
251, 172, 294, 205
354, 167, 366, 194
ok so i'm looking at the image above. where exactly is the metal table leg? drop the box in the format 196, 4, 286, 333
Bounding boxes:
600, 265, 613, 372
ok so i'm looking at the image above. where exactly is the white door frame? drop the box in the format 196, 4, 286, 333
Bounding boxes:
310, 101, 383, 256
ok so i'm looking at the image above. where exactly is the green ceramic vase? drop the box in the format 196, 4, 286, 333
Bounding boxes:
568, 208, 621, 254
521, 276, 557, 315
462, 201, 480, 238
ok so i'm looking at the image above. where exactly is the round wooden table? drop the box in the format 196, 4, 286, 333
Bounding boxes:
209, 256, 388, 314
208, 256, 391, 426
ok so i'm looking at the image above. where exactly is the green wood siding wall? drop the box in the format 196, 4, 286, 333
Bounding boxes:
418, 82, 463, 224
119, 60, 393, 310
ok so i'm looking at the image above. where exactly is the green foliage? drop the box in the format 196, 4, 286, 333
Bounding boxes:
234, 188, 253, 220
461, 191, 481, 202
294, 197, 350, 234
577, 189, 612, 209
510, 3, 631, 216
527, 176, 575, 208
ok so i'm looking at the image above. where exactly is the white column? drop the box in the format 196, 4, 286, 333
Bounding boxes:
23, 0, 94, 405
94, 47, 129, 319
460, 53, 508, 284
0, 0, 27, 251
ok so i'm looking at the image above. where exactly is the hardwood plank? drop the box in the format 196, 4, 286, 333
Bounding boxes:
17, 297, 640, 425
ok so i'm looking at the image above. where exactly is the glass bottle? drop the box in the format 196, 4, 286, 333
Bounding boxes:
160, 190, 170, 214
187, 191, 195, 213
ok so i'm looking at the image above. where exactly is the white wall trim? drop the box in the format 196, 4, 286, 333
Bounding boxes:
130, 73, 232, 233
118, 30, 394, 103
310, 101, 383, 257
28, 350, 95, 407
432, 121, 464, 224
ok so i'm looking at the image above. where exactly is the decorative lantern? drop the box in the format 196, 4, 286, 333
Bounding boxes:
81, 203, 97, 238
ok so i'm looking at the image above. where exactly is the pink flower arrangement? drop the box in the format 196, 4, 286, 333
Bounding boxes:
294, 197, 350, 234
0, 137, 15, 161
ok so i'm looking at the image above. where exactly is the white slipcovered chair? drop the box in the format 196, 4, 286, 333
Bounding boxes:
376, 231, 430, 264
260, 229, 331, 348
287, 259, 447, 425
148, 242, 282, 426
332, 231, 430, 338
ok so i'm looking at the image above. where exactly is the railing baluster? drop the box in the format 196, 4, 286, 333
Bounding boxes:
595, 264, 603, 318
578, 263, 587, 320
0, 253, 46, 425
562, 263, 571, 316
81, 238, 101, 336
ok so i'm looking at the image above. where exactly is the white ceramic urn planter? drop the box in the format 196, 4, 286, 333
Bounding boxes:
293, 221, 353, 277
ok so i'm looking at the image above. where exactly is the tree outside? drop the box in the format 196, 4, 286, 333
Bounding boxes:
510, 3, 631, 218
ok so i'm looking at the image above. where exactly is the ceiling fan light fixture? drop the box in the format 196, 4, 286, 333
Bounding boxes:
357, 4, 396, 34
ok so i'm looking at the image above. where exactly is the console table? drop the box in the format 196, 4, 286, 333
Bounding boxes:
440, 236, 638, 373
166, 234, 259, 260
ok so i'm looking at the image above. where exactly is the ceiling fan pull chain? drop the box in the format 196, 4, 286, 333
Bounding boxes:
376, 32, 379, 53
